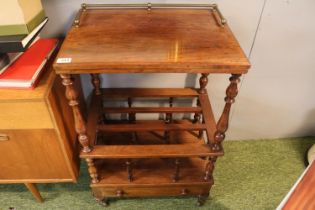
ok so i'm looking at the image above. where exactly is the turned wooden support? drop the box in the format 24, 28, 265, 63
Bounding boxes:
90, 74, 102, 95
164, 131, 170, 144
204, 156, 217, 181
172, 158, 180, 182
213, 74, 241, 150
197, 194, 209, 206
197, 73, 209, 139
193, 99, 201, 123
127, 98, 138, 143
94, 197, 109, 207
164, 97, 173, 143
86, 158, 99, 183
199, 118, 205, 139
128, 97, 132, 108
126, 159, 133, 182
127, 97, 136, 122
165, 97, 173, 123
199, 73, 209, 94
61, 74, 91, 153
193, 98, 203, 139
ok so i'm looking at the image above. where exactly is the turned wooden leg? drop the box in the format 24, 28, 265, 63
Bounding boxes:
24, 183, 43, 203
62, 75, 98, 183
90, 74, 102, 95
61, 74, 91, 153
213, 74, 241, 150
86, 158, 99, 183
204, 156, 217, 181
100, 198, 110, 207
94, 196, 109, 207
197, 194, 209, 206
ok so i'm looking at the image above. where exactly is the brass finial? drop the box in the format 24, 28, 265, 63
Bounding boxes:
81, 3, 87, 11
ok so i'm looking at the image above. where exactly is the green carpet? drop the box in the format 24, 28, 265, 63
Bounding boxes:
1, 137, 314, 210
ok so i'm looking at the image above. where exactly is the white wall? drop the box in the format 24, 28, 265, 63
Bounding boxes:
230, 0, 315, 139
41, 0, 315, 140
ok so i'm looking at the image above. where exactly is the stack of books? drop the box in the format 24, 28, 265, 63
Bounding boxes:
0, 0, 58, 89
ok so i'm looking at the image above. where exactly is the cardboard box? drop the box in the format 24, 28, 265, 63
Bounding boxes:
0, 0, 45, 36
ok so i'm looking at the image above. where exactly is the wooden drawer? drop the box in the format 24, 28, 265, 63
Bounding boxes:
0, 129, 71, 182
92, 184, 211, 198
0, 101, 53, 129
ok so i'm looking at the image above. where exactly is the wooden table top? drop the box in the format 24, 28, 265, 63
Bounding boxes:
54, 7, 250, 74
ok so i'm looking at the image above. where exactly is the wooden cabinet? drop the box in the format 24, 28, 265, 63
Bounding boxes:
0, 65, 83, 201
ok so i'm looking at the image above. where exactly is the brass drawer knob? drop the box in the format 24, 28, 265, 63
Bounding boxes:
181, 188, 189, 195
116, 190, 124, 197
0, 134, 9, 141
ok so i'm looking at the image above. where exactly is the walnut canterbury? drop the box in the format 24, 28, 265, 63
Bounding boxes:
53, 3, 250, 206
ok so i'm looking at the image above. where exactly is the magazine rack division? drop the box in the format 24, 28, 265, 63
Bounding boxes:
54, 3, 250, 206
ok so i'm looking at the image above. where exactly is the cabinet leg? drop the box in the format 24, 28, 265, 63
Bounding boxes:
24, 183, 43, 203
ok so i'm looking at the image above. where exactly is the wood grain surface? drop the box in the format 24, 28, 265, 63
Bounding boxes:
282, 161, 315, 210
0, 129, 71, 181
0, 101, 53, 129
54, 9, 250, 74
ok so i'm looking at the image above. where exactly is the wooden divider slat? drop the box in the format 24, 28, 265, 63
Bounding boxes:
102, 88, 199, 98
97, 123, 207, 132
81, 143, 222, 159
103, 107, 202, 114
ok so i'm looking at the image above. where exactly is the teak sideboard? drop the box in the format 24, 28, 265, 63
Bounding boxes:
53, 3, 250, 206
0, 61, 84, 202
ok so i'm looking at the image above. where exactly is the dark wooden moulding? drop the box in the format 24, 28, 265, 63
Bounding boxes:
53, 3, 250, 207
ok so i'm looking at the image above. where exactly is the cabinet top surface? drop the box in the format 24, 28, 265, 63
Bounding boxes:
0, 67, 55, 101
54, 8, 250, 74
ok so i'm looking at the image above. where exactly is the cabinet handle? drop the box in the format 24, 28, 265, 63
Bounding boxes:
0, 134, 9, 141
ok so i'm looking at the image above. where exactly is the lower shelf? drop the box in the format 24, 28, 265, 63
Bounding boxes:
93, 157, 211, 186
91, 158, 213, 198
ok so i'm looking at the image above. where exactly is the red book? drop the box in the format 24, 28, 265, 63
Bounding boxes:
0, 38, 58, 89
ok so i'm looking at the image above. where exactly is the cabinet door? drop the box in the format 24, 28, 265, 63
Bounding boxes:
0, 129, 72, 182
